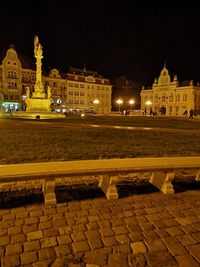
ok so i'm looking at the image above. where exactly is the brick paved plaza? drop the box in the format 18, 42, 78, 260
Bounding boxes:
1, 190, 200, 266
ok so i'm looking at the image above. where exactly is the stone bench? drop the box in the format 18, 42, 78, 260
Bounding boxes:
0, 157, 200, 205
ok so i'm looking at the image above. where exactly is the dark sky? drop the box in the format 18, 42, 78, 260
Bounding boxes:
1, 0, 200, 85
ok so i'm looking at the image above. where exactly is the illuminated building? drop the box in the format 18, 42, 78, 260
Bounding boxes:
140, 64, 200, 116
66, 67, 112, 114
0, 46, 112, 114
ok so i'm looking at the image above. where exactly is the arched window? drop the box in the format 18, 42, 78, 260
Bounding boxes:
162, 94, 165, 102
169, 94, 173, 102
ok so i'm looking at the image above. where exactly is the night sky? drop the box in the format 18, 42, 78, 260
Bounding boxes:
1, 0, 200, 86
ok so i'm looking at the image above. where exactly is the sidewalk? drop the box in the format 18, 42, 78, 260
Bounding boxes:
1, 190, 200, 266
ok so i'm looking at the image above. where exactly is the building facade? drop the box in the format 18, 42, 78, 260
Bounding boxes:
140, 65, 200, 116
66, 67, 112, 114
0, 46, 112, 114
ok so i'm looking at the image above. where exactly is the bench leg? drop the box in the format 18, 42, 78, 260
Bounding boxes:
42, 179, 57, 205
195, 171, 200, 181
150, 171, 175, 194
98, 174, 119, 199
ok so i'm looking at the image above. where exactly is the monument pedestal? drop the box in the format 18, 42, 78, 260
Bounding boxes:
26, 98, 51, 112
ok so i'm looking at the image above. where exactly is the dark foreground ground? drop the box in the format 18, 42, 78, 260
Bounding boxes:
1, 178, 200, 267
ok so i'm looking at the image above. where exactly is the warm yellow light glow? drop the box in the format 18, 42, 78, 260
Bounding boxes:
129, 99, 135, 105
93, 99, 100, 104
81, 113, 85, 117
116, 99, 123, 105
146, 100, 152, 105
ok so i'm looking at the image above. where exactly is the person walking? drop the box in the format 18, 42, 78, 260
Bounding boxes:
189, 108, 194, 119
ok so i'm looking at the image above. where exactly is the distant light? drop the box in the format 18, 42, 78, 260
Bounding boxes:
129, 99, 135, 105
116, 99, 123, 104
81, 113, 85, 117
93, 99, 99, 104
146, 100, 152, 105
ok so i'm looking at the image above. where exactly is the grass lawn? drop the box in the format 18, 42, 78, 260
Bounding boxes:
0, 117, 200, 164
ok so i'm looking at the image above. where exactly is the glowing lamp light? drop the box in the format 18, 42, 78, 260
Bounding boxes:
146, 100, 152, 105
116, 99, 123, 113
93, 99, 99, 104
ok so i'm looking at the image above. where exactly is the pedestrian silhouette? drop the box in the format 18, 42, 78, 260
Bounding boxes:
189, 108, 194, 119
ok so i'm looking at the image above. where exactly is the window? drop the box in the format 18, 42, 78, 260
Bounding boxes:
183, 94, 187, 102
154, 94, 158, 102
80, 92, 84, 96
74, 83, 79, 88
69, 91, 73, 95
176, 94, 180, 102
80, 100, 84, 104
162, 94, 165, 102
169, 94, 173, 102
74, 92, 79, 96
53, 82, 57, 87
80, 84, 84, 88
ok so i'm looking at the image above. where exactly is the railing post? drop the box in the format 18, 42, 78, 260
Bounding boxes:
42, 178, 57, 205
98, 174, 119, 199
195, 170, 200, 181
150, 171, 175, 194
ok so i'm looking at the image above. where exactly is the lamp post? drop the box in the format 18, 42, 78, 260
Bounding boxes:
93, 99, 99, 114
116, 99, 123, 113
145, 100, 152, 115
129, 99, 135, 113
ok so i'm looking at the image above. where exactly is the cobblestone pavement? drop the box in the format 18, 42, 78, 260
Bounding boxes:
1, 190, 200, 266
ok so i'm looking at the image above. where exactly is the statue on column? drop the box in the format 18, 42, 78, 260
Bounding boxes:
26, 87, 30, 99
47, 86, 51, 99
34, 35, 43, 59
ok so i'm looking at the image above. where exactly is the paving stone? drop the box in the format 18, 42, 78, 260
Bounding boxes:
29, 209, 43, 217
99, 227, 115, 237
39, 221, 52, 230
175, 217, 192, 226
71, 232, 86, 241
38, 247, 55, 261
128, 253, 146, 267
88, 215, 100, 222
27, 230, 43, 241
178, 234, 198, 246
21, 251, 38, 265
58, 226, 72, 235
8, 226, 21, 235
0, 235, 10, 246
57, 234, 72, 245
1, 255, 21, 267
176, 254, 200, 267
165, 219, 179, 227
126, 224, 142, 233
165, 242, 188, 256
87, 222, 99, 230
129, 233, 144, 242
166, 226, 184, 236
54, 244, 71, 257
6, 243, 22, 255
108, 253, 128, 267
24, 240, 40, 252
0, 229, 7, 236
145, 239, 167, 252
188, 244, 200, 263
41, 237, 57, 248
98, 220, 111, 228
51, 258, 65, 267
113, 244, 131, 253
145, 251, 178, 266
112, 226, 128, 235
72, 224, 87, 232
23, 224, 38, 234
115, 234, 130, 244
24, 217, 39, 225
84, 251, 107, 265
156, 229, 170, 238
72, 241, 90, 253
192, 232, 200, 242
11, 233, 25, 244
85, 230, 101, 240
136, 216, 149, 223
102, 236, 118, 247
88, 238, 103, 249
52, 219, 66, 228
181, 224, 199, 234
43, 228, 59, 238
130, 242, 147, 253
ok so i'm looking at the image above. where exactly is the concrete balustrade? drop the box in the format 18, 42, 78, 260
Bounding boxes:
0, 157, 200, 205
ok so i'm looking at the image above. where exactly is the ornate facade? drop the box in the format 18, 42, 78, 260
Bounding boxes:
0, 46, 112, 114
140, 65, 200, 116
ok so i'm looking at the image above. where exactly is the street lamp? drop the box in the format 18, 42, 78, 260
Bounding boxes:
116, 99, 123, 113
129, 99, 135, 112
145, 100, 152, 115
93, 99, 99, 114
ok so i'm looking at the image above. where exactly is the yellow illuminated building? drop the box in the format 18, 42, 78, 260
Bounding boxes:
140, 65, 200, 116
0, 46, 112, 114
